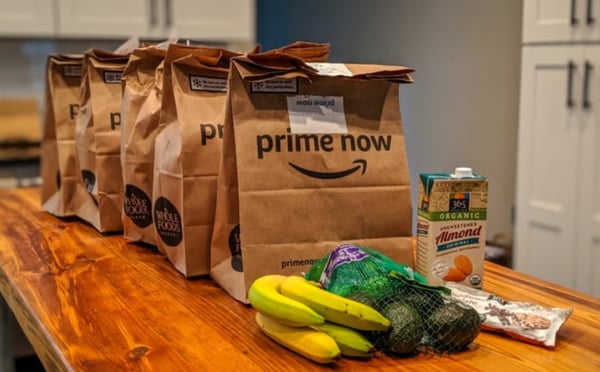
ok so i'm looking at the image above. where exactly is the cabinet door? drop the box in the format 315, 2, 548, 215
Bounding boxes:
0, 0, 54, 36
57, 0, 155, 38
168, 0, 255, 42
523, 0, 600, 43
515, 46, 583, 290
577, 46, 600, 298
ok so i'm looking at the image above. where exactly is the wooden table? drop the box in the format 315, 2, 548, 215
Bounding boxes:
0, 187, 598, 371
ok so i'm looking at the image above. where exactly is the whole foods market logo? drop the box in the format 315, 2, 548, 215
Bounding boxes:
81, 169, 98, 206
81, 169, 95, 193
256, 132, 391, 180
153, 197, 182, 246
124, 184, 152, 228
228, 224, 242, 272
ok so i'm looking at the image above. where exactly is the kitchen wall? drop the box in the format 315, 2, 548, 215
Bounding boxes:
0, 38, 125, 99
0, 0, 523, 241
0, 39, 126, 189
257, 0, 523, 241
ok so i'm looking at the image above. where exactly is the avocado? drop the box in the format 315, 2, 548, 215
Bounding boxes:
426, 301, 482, 353
379, 302, 424, 355
399, 287, 444, 320
346, 291, 378, 310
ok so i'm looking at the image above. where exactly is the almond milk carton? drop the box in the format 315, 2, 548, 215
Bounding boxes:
416, 167, 488, 288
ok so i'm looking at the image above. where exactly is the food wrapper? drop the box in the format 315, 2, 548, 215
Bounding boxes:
445, 282, 572, 347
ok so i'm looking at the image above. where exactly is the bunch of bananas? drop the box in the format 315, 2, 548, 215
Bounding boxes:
249, 274, 391, 364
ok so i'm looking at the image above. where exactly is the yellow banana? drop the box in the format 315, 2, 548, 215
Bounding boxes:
311, 322, 375, 358
279, 275, 391, 331
255, 312, 341, 364
306, 280, 323, 288
248, 275, 325, 327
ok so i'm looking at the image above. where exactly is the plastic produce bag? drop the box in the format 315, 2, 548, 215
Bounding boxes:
305, 243, 427, 295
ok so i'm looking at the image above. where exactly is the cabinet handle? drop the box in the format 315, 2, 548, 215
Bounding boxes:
583, 61, 593, 109
587, 0, 596, 24
149, 0, 157, 27
572, 0, 579, 25
567, 61, 576, 108
165, 0, 172, 28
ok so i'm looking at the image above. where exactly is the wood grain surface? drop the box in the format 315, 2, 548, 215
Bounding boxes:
0, 187, 598, 371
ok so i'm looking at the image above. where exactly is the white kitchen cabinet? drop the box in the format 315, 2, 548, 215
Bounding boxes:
57, 0, 158, 38
515, 44, 600, 297
170, 0, 254, 42
523, 0, 600, 43
56, 0, 254, 42
0, 0, 54, 36
576, 46, 600, 297
517, 0, 600, 298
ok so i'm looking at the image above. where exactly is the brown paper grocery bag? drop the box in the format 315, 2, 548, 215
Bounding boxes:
152, 47, 243, 276
121, 45, 167, 244
151, 42, 327, 276
122, 43, 244, 247
41, 54, 91, 217
277, 41, 331, 61
211, 51, 415, 302
74, 49, 131, 232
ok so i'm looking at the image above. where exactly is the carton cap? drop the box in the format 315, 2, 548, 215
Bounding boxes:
452, 167, 473, 178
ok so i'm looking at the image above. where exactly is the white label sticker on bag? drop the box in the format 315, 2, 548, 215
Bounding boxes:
307, 63, 353, 77
103, 70, 122, 84
63, 65, 82, 77
189, 75, 227, 92
251, 78, 298, 93
286, 95, 347, 134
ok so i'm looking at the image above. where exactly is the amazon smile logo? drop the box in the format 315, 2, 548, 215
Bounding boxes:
289, 159, 367, 179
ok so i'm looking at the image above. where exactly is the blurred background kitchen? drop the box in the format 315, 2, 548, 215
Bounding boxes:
2, 0, 599, 370
0, 0, 520, 262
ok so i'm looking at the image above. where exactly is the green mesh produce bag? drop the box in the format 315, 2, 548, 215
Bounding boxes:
357, 272, 483, 354
307, 243, 484, 355
305, 243, 427, 296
